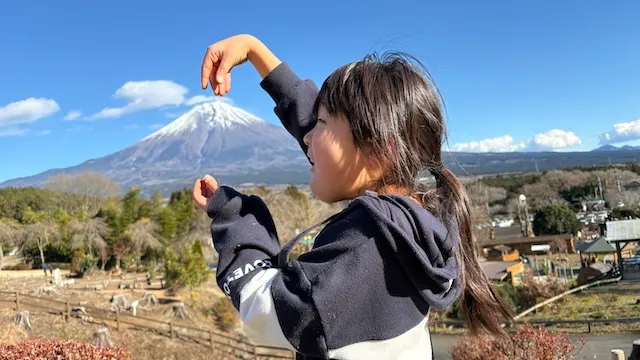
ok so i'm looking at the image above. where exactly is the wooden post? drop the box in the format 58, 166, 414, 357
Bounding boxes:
170, 322, 175, 339
66, 300, 70, 322
115, 309, 120, 330
209, 330, 215, 351
611, 349, 625, 360
15, 291, 19, 311
587, 322, 591, 333
629, 340, 640, 360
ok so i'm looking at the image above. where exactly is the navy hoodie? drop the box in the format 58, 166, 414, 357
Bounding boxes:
206, 62, 461, 359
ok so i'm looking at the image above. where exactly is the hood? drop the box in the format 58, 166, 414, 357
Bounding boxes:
353, 190, 461, 311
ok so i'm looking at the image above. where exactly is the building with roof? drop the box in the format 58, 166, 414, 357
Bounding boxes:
603, 219, 640, 280
624, 180, 640, 191
479, 259, 525, 286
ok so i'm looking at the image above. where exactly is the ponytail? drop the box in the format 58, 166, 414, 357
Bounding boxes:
434, 167, 514, 335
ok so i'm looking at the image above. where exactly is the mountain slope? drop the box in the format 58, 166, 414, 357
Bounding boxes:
1, 101, 309, 194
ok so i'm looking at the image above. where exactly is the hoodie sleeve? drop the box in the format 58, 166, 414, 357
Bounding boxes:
208, 187, 368, 356
260, 62, 318, 159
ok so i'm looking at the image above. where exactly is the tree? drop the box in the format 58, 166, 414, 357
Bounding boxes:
269, 186, 339, 245
120, 188, 143, 228
163, 240, 209, 289
68, 218, 109, 257
157, 207, 177, 243
19, 220, 59, 267
46, 172, 121, 214
124, 218, 162, 262
532, 205, 581, 236
0, 219, 20, 269
167, 188, 195, 239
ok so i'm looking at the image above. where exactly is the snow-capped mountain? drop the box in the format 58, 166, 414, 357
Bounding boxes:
4, 100, 640, 195
0, 101, 309, 195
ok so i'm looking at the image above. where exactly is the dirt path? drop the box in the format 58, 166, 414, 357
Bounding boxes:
0, 269, 71, 279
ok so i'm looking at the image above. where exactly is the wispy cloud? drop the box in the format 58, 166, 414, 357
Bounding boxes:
452, 135, 525, 152
185, 95, 215, 106
452, 129, 582, 152
89, 80, 189, 119
63, 110, 82, 121
67, 125, 90, 133
124, 124, 139, 130
36, 129, 52, 136
88, 79, 232, 120
0, 98, 60, 127
599, 119, 640, 144
148, 123, 164, 130
0, 128, 29, 137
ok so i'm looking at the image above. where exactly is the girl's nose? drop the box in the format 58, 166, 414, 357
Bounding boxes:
303, 127, 313, 146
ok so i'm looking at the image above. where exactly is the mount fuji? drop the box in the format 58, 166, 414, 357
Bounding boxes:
4, 100, 640, 195
0, 101, 310, 195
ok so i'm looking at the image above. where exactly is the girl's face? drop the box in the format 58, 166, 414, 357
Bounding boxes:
303, 105, 380, 203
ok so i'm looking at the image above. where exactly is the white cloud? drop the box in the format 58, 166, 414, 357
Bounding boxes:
67, 125, 89, 133
185, 95, 215, 106
0, 128, 29, 137
36, 129, 51, 136
148, 123, 164, 130
64, 110, 82, 121
0, 98, 60, 127
124, 124, 139, 130
90, 80, 189, 119
453, 129, 582, 153
165, 112, 179, 118
529, 129, 581, 151
599, 119, 640, 144
452, 135, 526, 152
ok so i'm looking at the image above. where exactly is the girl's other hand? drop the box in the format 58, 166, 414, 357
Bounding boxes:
193, 174, 219, 212
201, 34, 256, 96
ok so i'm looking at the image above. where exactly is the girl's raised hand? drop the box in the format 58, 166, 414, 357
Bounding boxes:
201, 34, 255, 96
192, 174, 219, 212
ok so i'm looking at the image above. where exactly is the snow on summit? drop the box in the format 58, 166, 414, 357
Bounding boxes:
144, 100, 265, 140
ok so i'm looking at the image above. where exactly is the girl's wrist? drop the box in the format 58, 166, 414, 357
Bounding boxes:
246, 36, 282, 79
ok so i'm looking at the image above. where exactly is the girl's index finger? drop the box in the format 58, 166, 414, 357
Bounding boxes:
201, 48, 219, 90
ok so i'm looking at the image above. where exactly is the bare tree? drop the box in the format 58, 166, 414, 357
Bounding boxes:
591, 169, 640, 207
68, 218, 109, 257
465, 181, 507, 208
19, 221, 58, 267
0, 219, 20, 270
181, 210, 212, 249
124, 218, 162, 258
522, 181, 568, 209
46, 172, 121, 214
267, 188, 339, 245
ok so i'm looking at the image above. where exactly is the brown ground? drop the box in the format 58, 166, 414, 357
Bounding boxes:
0, 270, 292, 360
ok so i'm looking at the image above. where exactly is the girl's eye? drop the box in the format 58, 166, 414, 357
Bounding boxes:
317, 118, 326, 124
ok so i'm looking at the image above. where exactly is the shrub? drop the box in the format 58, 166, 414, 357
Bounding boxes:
0, 338, 132, 360
450, 324, 583, 360
210, 297, 240, 331
519, 275, 568, 310
163, 241, 210, 289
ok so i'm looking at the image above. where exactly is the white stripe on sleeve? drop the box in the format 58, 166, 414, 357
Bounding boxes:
238, 268, 296, 351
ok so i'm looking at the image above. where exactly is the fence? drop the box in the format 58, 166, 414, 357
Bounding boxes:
0, 290, 294, 360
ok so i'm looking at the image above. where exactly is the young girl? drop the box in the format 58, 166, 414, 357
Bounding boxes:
193, 34, 512, 359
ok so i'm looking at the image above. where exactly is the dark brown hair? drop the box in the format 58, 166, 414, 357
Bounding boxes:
313, 52, 513, 335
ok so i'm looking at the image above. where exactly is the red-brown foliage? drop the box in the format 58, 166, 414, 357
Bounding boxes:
0, 338, 132, 360
450, 324, 583, 360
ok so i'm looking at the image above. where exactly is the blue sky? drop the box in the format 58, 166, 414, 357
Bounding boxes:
1, 0, 639, 183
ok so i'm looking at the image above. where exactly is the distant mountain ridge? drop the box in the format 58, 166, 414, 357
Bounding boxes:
2, 101, 640, 195
592, 144, 640, 152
